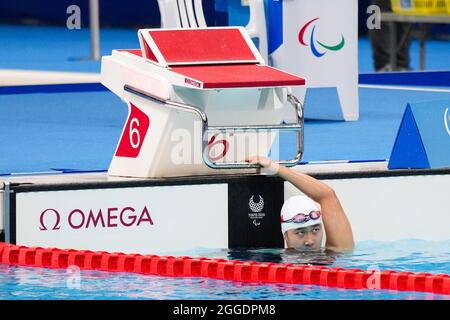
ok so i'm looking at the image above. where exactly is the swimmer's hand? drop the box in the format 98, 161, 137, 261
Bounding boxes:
245, 156, 280, 175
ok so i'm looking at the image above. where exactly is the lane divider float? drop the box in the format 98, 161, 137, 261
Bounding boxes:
1, 242, 449, 295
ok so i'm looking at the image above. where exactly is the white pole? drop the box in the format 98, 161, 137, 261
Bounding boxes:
89, 0, 100, 60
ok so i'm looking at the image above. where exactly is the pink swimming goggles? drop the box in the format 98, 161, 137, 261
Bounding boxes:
281, 211, 321, 224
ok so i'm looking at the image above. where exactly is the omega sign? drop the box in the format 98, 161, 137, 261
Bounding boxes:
39, 206, 154, 231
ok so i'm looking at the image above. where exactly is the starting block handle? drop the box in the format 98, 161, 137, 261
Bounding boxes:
123, 86, 304, 169
124, 85, 208, 123
203, 94, 304, 169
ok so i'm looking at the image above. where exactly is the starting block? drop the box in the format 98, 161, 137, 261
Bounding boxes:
101, 27, 306, 178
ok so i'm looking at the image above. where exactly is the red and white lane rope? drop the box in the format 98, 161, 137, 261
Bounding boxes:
1, 242, 449, 295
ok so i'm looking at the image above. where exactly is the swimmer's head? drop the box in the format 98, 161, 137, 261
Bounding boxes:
281, 195, 324, 250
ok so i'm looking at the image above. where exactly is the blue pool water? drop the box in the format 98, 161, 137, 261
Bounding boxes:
1, 239, 449, 300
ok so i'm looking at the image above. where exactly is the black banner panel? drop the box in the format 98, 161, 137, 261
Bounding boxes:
227, 176, 284, 248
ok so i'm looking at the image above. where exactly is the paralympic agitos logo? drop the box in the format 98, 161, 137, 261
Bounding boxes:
39, 206, 154, 231
298, 17, 345, 58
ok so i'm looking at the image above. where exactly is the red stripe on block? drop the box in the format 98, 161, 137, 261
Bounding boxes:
141, 38, 158, 63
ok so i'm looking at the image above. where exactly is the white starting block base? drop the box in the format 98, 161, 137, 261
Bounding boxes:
101, 27, 306, 178
108, 87, 290, 178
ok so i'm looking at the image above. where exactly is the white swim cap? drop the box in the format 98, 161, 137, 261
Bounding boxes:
281, 195, 322, 235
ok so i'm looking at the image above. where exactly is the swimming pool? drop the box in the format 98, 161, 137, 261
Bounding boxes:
1, 239, 449, 300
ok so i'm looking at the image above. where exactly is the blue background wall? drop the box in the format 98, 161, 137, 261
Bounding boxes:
0, 0, 448, 37
0, 0, 215, 27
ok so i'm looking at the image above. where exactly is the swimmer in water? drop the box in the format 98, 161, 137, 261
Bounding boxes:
247, 156, 354, 252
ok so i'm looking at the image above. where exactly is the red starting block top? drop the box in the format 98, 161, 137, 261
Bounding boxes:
170, 64, 306, 88
117, 49, 305, 88
150, 28, 258, 64
138, 27, 262, 66
120, 27, 306, 89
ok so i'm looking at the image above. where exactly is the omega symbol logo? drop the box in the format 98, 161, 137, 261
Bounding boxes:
39, 208, 61, 231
